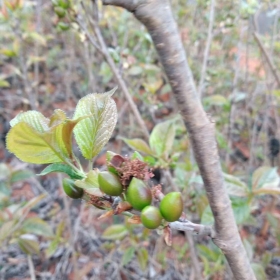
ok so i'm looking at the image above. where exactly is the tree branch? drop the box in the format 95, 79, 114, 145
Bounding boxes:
101, 1, 256, 279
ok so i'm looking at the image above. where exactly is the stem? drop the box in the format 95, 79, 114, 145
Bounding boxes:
27, 254, 36, 280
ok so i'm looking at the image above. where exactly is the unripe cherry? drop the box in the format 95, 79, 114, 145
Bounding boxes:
141, 206, 162, 229
63, 178, 83, 199
98, 171, 123, 196
126, 177, 152, 211
159, 192, 183, 222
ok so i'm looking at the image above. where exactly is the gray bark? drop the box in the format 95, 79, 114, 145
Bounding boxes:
102, 0, 256, 279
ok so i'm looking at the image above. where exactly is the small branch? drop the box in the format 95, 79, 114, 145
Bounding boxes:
79, 1, 150, 140
27, 254, 36, 280
197, 0, 216, 99
253, 32, 280, 87
170, 220, 214, 237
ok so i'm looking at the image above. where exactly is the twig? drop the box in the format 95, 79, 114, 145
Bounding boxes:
78, 1, 150, 140
197, 0, 216, 99
170, 220, 214, 237
253, 32, 280, 87
185, 232, 201, 280
27, 254, 36, 280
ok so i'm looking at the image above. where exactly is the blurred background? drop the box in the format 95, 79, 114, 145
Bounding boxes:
0, 0, 280, 279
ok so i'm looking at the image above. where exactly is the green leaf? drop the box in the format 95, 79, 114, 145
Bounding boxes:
149, 120, 175, 159
223, 173, 248, 197
18, 235, 40, 255
137, 247, 148, 271
6, 122, 63, 164
231, 197, 251, 225
38, 163, 84, 180
10, 169, 34, 184
252, 167, 280, 195
45, 239, 60, 258
122, 138, 154, 155
204, 94, 229, 107
22, 217, 54, 237
121, 246, 135, 266
131, 151, 144, 161
10, 111, 49, 132
74, 170, 102, 197
252, 263, 266, 280
73, 89, 118, 160
201, 205, 214, 225
102, 224, 128, 240
0, 79, 10, 87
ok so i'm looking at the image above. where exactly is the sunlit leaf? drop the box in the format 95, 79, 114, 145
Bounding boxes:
102, 224, 128, 240
73, 88, 118, 160
38, 163, 84, 180
122, 138, 154, 155
22, 217, 54, 237
149, 119, 175, 159
6, 122, 63, 164
137, 247, 148, 270
10, 111, 49, 132
121, 247, 135, 266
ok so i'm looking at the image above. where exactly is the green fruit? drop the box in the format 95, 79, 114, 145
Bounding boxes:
54, 6, 66, 18
141, 206, 162, 229
126, 178, 152, 211
159, 192, 183, 222
57, 22, 70, 31
98, 171, 123, 196
58, 0, 70, 9
63, 178, 83, 199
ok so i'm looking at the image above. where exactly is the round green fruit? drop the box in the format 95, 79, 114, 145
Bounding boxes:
141, 206, 162, 229
126, 177, 152, 211
98, 171, 123, 196
63, 178, 83, 199
57, 22, 70, 31
159, 192, 183, 222
58, 0, 70, 9
54, 6, 66, 18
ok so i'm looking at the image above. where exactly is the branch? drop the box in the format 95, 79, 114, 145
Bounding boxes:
101, 1, 256, 279
170, 220, 214, 237
253, 32, 280, 87
197, 0, 216, 98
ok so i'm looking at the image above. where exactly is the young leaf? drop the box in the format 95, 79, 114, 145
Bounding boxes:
73, 89, 117, 160
149, 120, 175, 159
21, 217, 54, 237
102, 224, 128, 240
38, 163, 85, 179
121, 138, 154, 155
10, 111, 49, 132
75, 169, 100, 189
121, 247, 135, 266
